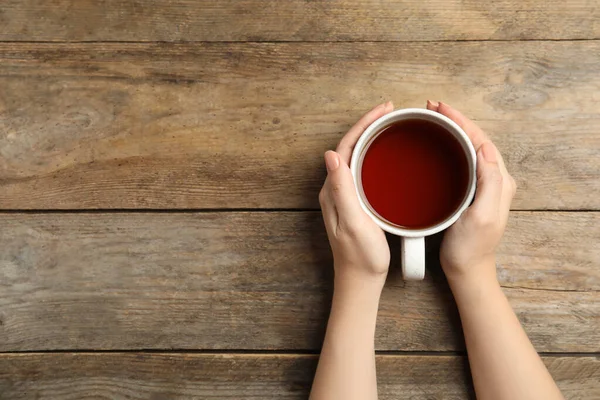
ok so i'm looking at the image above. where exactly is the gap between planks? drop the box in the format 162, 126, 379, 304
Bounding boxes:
0, 349, 597, 358
1, 39, 600, 44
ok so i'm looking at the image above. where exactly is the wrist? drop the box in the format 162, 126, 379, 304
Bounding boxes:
334, 268, 386, 295
443, 255, 497, 285
446, 262, 501, 305
332, 270, 384, 315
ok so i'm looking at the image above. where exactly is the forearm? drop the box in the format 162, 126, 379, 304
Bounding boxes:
310, 272, 383, 400
449, 264, 563, 400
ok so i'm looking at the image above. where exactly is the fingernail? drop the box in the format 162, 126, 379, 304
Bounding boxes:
427, 100, 439, 109
386, 100, 393, 108
481, 142, 498, 163
324, 151, 340, 172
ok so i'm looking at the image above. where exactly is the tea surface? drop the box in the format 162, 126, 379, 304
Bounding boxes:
361, 119, 470, 229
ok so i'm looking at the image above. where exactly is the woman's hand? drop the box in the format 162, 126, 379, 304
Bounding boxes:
311, 101, 394, 400
319, 101, 394, 286
427, 101, 564, 400
426, 101, 517, 286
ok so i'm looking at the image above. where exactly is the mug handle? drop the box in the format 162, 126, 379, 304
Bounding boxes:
401, 237, 425, 280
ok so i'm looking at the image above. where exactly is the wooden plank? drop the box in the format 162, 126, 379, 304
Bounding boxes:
1, 1, 599, 42
0, 353, 598, 399
0, 212, 597, 352
1, 42, 599, 210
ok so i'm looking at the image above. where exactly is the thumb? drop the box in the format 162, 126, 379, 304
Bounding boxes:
324, 150, 364, 221
470, 142, 503, 218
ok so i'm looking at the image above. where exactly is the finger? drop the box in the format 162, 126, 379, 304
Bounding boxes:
426, 100, 439, 112
486, 136, 509, 178
319, 176, 338, 236
432, 101, 512, 197
336, 101, 394, 164
436, 102, 489, 151
324, 150, 364, 226
498, 168, 516, 223
469, 142, 503, 220
435, 101, 512, 185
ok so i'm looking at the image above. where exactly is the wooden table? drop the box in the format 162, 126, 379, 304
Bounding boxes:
1, 1, 599, 399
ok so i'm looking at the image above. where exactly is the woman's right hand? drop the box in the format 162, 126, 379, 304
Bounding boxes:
319, 102, 395, 286
426, 101, 517, 286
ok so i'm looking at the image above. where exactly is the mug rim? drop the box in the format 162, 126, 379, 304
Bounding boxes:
350, 108, 477, 238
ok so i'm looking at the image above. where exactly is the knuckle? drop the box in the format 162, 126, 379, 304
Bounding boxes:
509, 176, 517, 196
489, 169, 503, 186
470, 208, 497, 230
318, 188, 327, 205
331, 182, 344, 195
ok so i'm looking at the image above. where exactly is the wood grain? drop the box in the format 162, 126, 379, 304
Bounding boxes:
0, 353, 598, 399
0, 212, 597, 352
1, 42, 599, 210
1, 1, 599, 42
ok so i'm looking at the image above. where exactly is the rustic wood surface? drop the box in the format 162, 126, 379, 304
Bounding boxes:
0, 354, 598, 400
1, 1, 599, 42
1, 1, 599, 398
1, 42, 600, 210
1, 212, 597, 352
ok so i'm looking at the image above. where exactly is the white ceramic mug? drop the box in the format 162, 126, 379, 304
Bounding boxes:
350, 108, 477, 280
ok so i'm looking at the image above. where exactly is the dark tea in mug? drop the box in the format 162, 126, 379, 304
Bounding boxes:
361, 119, 470, 229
